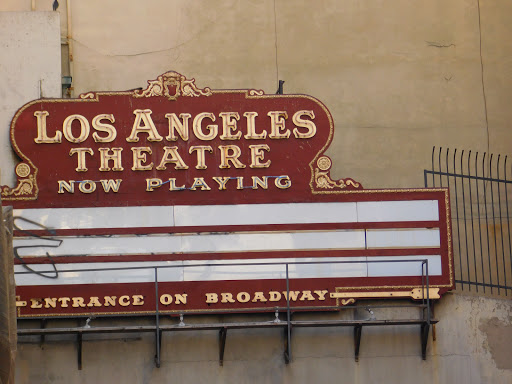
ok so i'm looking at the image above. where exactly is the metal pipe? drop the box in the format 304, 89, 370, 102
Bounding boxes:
66, 0, 74, 97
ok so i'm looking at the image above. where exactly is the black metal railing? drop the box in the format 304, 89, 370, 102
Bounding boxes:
16, 259, 434, 365
425, 147, 512, 296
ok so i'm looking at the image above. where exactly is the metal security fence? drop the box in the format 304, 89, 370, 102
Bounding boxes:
425, 147, 512, 296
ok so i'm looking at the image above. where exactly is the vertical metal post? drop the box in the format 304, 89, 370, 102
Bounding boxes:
475, 152, 486, 293
285, 263, 291, 363
452, 149, 463, 289
489, 155, 500, 294
482, 153, 493, 293
154, 267, 161, 368
504, 156, 512, 295
467, 151, 479, 291
496, 155, 507, 293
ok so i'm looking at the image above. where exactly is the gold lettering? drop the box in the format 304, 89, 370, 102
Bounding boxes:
160, 294, 173, 305
282, 291, 300, 301
58, 297, 71, 307
205, 293, 218, 303
92, 114, 117, 142
189, 145, 213, 169
243, 111, 266, 139
63, 114, 90, 143
252, 292, 268, 302
100, 179, 122, 193
104, 296, 117, 307
237, 292, 250, 303
99, 148, 124, 171
249, 144, 271, 168
174, 294, 187, 305
236, 176, 244, 190
221, 293, 235, 303
165, 113, 191, 141
299, 290, 316, 301
87, 297, 102, 307
146, 178, 162, 191
34, 111, 62, 143
292, 110, 316, 139
212, 176, 231, 190
78, 180, 96, 194
169, 178, 186, 191
131, 147, 153, 171
30, 298, 42, 308
127, 109, 162, 142
219, 145, 246, 169
58, 180, 75, 194
190, 177, 211, 191
119, 295, 130, 306
44, 298, 57, 308
219, 112, 241, 140
275, 175, 292, 189
156, 146, 189, 170
251, 176, 268, 189
193, 112, 218, 140
72, 297, 86, 308
69, 148, 93, 172
268, 111, 290, 139
269, 291, 281, 302
132, 295, 144, 306
314, 290, 329, 301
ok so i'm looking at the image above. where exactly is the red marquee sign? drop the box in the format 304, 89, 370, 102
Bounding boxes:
3, 72, 454, 317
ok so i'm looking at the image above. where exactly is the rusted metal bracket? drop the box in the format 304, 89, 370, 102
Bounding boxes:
354, 324, 363, 362
219, 327, 227, 366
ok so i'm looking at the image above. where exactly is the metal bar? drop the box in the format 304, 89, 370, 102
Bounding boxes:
460, 151, 471, 290
431, 147, 436, 187
454, 280, 512, 290
421, 322, 429, 360
77, 332, 82, 370
423, 170, 512, 184
452, 149, 463, 289
505, 156, 512, 295
18, 319, 440, 336
475, 152, 486, 293
497, 155, 507, 294
483, 153, 493, 294
467, 151, 479, 292
285, 263, 291, 364
489, 155, 500, 294
354, 324, 362, 362
219, 327, 227, 366
438, 147, 443, 187
154, 267, 161, 368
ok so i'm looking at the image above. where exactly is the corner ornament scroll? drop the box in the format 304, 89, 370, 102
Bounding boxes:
1, 163, 37, 199
133, 71, 212, 101
313, 156, 362, 191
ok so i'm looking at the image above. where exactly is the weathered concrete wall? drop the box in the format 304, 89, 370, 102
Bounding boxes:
15, 293, 512, 383
0, 12, 61, 186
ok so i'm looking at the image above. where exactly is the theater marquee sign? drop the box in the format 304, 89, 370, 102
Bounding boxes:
3, 72, 454, 317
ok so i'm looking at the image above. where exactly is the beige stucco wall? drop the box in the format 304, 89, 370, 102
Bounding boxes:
1, 2, 511, 383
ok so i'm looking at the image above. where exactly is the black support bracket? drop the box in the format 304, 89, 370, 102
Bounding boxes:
420, 322, 430, 360
219, 327, 227, 366
354, 324, 363, 362
77, 332, 83, 370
